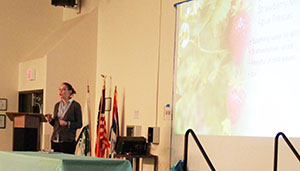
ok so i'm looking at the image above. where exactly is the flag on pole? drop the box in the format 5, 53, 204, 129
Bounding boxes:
95, 85, 110, 157
109, 87, 119, 155
75, 85, 91, 156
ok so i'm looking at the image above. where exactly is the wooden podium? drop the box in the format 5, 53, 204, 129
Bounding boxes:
6, 112, 47, 151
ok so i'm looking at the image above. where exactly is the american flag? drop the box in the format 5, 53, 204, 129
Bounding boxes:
95, 85, 110, 157
109, 87, 119, 155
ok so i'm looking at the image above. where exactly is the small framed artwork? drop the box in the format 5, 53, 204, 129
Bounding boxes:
0, 114, 6, 129
0, 98, 7, 111
105, 97, 112, 111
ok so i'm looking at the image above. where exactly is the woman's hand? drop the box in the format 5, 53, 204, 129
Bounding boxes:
45, 114, 52, 122
59, 120, 68, 126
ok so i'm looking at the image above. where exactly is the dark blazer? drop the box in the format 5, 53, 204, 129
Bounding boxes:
50, 100, 82, 142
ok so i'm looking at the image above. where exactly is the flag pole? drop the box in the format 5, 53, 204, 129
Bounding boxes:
101, 74, 106, 89
101, 74, 107, 158
87, 84, 92, 156
120, 88, 125, 136
100, 74, 110, 158
107, 76, 112, 140
107, 76, 112, 157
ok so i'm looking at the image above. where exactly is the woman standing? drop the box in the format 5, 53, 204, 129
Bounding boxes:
46, 82, 82, 154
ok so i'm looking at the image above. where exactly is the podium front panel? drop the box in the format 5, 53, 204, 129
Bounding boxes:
13, 115, 40, 128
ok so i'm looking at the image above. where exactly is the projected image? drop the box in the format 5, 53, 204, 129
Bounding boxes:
174, 0, 300, 137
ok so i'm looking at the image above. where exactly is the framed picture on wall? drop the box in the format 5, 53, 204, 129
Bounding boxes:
0, 98, 7, 111
0, 114, 6, 129
105, 97, 112, 111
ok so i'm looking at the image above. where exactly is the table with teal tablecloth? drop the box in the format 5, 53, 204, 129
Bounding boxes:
0, 151, 132, 171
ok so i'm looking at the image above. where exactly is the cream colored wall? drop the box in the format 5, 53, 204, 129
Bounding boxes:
18, 57, 46, 91
63, 0, 99, 21
0, 58, 18, 151
172, 134, 300, 171
97, 0, 179, 170
97, 0, 300, 171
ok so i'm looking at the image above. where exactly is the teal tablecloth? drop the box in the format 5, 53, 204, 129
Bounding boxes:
0, 151, 132, 171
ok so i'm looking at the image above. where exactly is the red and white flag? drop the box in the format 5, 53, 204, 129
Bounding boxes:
95, 85, 110, 157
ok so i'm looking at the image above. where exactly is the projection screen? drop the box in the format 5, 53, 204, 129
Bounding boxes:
172, 0, 300, 138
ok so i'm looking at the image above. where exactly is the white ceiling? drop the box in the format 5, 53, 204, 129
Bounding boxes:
0, 1, 63, 62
